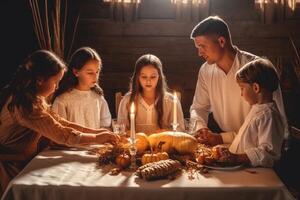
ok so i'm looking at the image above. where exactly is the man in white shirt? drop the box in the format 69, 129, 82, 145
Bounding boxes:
189, 16, 288, 144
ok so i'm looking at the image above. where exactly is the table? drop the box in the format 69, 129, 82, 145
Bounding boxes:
2, 149, 295, 200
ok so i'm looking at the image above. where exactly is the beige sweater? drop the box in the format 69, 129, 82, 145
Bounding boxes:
0, 96, 82, 193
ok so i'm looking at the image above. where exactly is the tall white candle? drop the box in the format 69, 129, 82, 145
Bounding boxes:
173, 92, 177, 125
130, 102, 136, 142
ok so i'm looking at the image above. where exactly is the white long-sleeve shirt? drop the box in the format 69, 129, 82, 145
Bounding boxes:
117, 92, 185, 134
190, 47, 288, 137
52, 89, 111, 129
226, 102, 284, 167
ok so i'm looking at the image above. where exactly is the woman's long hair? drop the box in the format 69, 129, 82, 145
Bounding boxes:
129, 54, 168, 128
54, 47, 103, 99
0, 50, 66, 116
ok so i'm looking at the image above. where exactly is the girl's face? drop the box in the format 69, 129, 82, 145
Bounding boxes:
37, 69, 64, 97
138, 65, 159, 93
237, 81, 258, 105
73, 59, 100, 90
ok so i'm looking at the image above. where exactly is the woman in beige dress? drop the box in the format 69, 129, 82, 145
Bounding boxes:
0, 50, 119, 194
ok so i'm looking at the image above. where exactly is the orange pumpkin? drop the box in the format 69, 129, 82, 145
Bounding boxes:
115, 154, 130, 169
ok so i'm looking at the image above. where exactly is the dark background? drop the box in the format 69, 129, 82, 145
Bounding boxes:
1, 0, 300, 196
1, 0, 300, 125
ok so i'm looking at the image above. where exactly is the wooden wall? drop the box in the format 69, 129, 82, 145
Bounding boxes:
72, 0, 300, 124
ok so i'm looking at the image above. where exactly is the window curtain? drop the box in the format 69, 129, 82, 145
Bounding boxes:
29, 0, 79, 59
172, 0, 210, 22
106, 0, 140, 22
255, 0, 297, 23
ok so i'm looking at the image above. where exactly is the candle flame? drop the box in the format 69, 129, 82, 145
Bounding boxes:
174, 92, 177, 102
130, 102, 135, 114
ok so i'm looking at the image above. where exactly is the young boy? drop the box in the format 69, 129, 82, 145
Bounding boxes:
198, 58, 285, 167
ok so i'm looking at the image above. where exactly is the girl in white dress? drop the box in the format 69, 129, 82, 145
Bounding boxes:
196, 58, 284, 167
117, 54, 185, 135
52, 47, 111, 129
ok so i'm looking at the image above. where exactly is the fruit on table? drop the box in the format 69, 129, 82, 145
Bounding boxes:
141, 152, 169, 165
148, 131, 198, 154
136, 132, 149, 154
115, 153, 130, 169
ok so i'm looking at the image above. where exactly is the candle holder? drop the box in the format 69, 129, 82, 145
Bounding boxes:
171, 122, 179, 132
129, 138, 137, 170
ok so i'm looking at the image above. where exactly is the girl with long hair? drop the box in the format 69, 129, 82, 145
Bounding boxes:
52, 47, 111, 128
117, 54, 184, 135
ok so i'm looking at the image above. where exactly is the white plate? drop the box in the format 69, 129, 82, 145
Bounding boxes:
203, 164, 244, 171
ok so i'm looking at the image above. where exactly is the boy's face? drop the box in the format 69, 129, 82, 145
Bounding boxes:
237, 81, 258, 105
73, 59, 100, 90
138, 65, 159, 94
37, 69, 64, 97
193, 35, 226, 65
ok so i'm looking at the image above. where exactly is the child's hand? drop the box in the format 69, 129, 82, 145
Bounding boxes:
95, 131, 120, 144
214, 146, 235, 162
194, 128, 223, 146
214, 147, 249, 165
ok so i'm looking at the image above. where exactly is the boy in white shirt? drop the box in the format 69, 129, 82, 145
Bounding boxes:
198, 58, 284, 167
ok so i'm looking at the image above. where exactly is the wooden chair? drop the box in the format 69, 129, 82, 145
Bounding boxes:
115, 92, 124, 117
289, 126, 300, 140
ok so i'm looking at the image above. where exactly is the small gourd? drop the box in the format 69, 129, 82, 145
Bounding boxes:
141, 152, 169, 165
115, 153, 130, 169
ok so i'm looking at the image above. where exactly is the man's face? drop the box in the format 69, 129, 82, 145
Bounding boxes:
193, 35, 225, 65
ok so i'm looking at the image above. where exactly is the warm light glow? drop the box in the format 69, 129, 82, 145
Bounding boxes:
288, 0, 296, 10
130, 102, 135, 114
103, 0, 140, 3
171, 0, 207, 4
255, 0, 299, 11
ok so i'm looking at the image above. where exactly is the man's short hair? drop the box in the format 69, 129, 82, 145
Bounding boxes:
190, 16, 231, 40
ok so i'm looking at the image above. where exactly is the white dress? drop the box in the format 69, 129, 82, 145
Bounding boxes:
117, 92, 185, 134
52, 89, 111, 129
227, 102, 284, 167
190, 47, 288, 137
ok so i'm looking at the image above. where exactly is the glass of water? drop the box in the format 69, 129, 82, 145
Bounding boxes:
184, 118, 197, 135
112, 119, 126, 135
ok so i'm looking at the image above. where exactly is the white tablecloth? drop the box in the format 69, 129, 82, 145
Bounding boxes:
2, 149, 295, 200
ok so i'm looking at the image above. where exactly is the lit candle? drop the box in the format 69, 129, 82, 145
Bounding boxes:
173, 92, 177, 125
130, 102, 136, 142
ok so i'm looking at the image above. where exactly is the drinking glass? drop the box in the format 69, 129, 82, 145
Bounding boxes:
184, 118, 197, 135
112, 119, 126, 135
